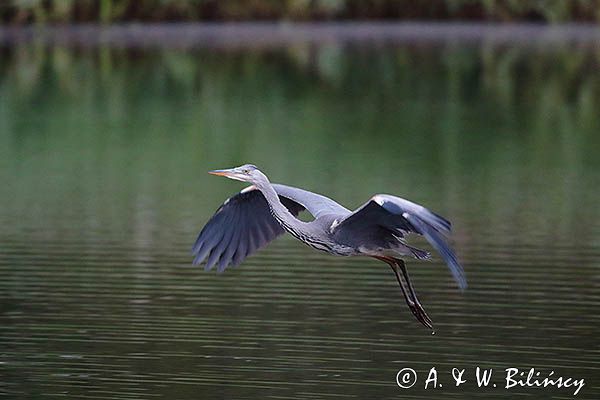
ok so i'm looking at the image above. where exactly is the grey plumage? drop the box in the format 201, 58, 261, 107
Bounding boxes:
192, 186, 304, 270
333, 194, 466, 290
193, 164, 466, 330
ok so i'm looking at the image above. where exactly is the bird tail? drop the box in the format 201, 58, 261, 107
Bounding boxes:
407, 245, 431, 260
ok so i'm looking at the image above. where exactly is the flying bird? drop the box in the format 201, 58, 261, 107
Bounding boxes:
192, 164, 466, 330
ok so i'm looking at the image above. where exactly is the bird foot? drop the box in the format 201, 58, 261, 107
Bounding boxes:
407, 299, 433, 330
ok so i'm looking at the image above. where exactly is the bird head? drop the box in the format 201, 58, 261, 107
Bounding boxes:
208, 164, 264, 183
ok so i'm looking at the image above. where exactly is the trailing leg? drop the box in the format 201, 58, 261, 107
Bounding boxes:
375, 256, 434, 330
394, 258, 433, 329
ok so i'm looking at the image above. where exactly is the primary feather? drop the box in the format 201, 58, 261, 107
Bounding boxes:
333, 194, 466, 290
192, 186, 304, 271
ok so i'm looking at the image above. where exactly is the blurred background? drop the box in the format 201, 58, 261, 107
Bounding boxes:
1, 1, 600, 399
2, 0, 600, 23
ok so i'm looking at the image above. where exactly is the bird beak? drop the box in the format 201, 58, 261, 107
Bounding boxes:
208, 168, 245, 181
208, 169, 232, 177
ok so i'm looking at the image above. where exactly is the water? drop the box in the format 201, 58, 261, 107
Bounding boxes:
1, 24, 599, 399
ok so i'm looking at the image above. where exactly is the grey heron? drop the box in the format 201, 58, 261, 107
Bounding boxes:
192, 164, 466, 330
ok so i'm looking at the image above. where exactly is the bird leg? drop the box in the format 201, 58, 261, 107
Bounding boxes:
394, 258, 433, 330
376, 256, 433, 330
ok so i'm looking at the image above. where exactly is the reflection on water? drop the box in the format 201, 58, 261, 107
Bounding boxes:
0, 35, 599, 399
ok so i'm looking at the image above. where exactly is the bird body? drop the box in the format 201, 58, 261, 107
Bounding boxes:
193, 164, 466, 330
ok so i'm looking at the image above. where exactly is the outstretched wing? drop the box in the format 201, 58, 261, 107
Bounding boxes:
271, 183, 350, 219
192, 186, 304, 272
333, 194, 466, 290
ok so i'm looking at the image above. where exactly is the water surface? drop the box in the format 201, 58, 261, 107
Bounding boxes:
1, 25, 599, 399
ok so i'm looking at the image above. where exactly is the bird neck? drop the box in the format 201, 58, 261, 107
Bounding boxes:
254, 180, 308, 233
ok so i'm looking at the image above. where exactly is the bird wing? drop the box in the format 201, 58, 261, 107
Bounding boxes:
192, 186, 305, 272
333, 194, 466, 290
271, 183, 350, 219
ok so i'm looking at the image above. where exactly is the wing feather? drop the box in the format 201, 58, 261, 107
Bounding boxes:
334, 194, 466, 290
192, 186, 304, 271
272, 183, 349, 218
219, 219, 242, 271
402, 212, 466, 289
232, 232, 248, 267
207, 214, 236, 272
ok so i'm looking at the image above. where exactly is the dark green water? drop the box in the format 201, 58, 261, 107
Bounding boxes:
1, 36, 599, 399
